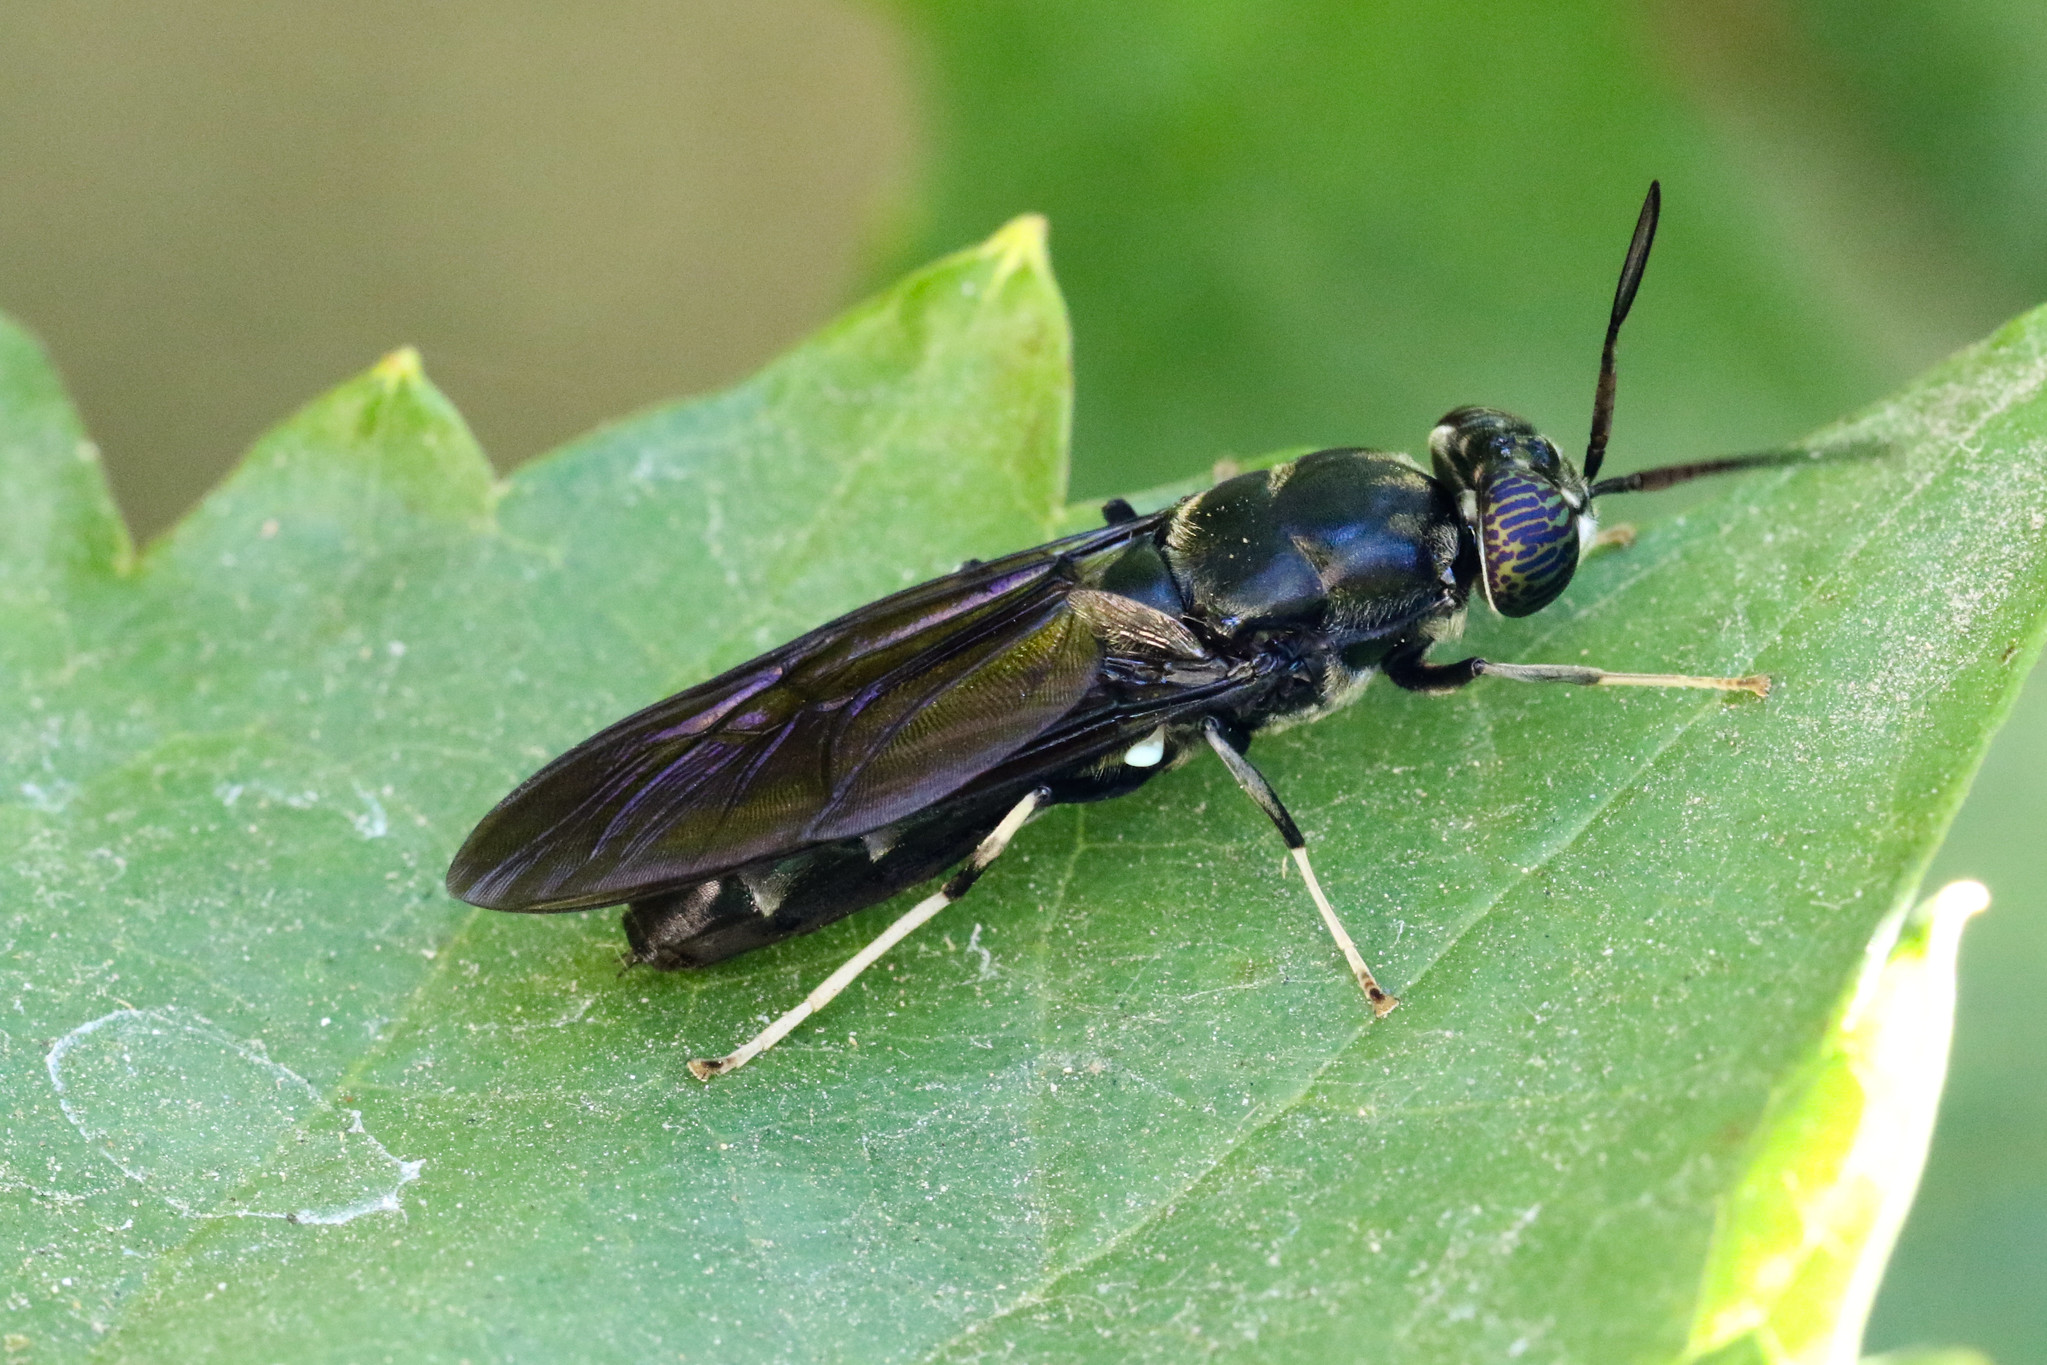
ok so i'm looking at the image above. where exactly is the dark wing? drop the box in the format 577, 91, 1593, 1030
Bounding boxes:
448, 520, 1208, 912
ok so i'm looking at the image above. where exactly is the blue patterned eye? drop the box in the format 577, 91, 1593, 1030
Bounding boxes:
1478, 472, 1581, 617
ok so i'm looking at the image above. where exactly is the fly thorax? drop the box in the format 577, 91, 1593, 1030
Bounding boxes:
1259, 655, 1380, 733
1163, 465, 1330, 632
1165, 448, 1470, 649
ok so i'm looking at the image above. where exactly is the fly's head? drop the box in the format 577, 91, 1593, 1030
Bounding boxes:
1429, 406, 1594, 618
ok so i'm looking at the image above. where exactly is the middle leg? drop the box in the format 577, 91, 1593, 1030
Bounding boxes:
1202, 718, 1398, 1018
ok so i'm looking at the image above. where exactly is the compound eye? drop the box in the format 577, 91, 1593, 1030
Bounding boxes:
1478, 471, 1580, 617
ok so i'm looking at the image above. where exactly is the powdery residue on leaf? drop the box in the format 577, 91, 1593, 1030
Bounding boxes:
44, 1008, 422, 1225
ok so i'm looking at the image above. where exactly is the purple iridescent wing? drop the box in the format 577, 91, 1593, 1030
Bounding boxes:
448, 526, 1157, 913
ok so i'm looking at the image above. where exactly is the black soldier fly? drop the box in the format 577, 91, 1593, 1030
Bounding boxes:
448, 182, 1819, 1079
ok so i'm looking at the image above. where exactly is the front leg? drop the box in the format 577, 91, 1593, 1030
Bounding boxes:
1385, 646, 1767, 698
1382, 649, 1482, 694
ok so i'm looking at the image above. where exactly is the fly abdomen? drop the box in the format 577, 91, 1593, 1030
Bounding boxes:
622, 800, 1013, 969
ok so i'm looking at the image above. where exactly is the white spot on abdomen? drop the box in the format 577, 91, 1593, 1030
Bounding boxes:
1122, 726, 1167, 767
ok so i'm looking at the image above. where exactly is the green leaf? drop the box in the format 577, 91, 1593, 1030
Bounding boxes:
880, 9, 2047, 1357
1875, 659, 2047, 1360
3, 221, 2044, 1363
1685, 881, 1986, 1365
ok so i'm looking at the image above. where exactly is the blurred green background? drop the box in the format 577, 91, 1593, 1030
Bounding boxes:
0, 1, 2039, 1358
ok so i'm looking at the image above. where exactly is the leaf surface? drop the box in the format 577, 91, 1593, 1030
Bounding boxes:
2, 224, 2044, 1364
883, 10, 2047, 1356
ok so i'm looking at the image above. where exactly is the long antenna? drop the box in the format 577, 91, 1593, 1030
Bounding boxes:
1584, 181, 1660, 484
1589, 446, 1860, 498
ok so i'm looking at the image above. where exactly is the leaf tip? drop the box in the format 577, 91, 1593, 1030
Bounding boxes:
1919, 876, 1989, 926
984, 213, 1051, 285
1682, 878, 1988, 1365
372, 345, 426, 388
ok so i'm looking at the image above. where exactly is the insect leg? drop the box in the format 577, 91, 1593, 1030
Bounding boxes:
1384, 650, 1767, 698
1472, 659, 1768, 696
1201, 718, 1398, 1018
687, 786, 1049, 1081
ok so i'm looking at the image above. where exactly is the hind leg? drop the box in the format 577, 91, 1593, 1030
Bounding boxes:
688, 787, 1048, 1080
